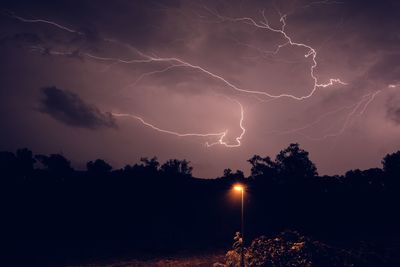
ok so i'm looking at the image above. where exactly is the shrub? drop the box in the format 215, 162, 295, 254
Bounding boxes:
225, 230, 384, 267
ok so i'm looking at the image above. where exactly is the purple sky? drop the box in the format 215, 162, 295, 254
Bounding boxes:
0, 0, 399, 177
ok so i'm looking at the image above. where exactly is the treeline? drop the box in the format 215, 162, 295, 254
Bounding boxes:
1, 143, 400, 265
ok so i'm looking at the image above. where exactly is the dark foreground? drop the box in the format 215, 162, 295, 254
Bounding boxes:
73, 253, 225, 267
2, 144, 400, 266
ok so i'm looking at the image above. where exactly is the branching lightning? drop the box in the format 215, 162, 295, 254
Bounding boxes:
306, 90, 380, 140
3, 6, 381, 147
111, 113, 225, 137
268, 91, 381, 140
111, 98, 244, 147
8, 9, 345, 100
3, 10, 83, 35
205, 99, 245, 148
207, 9, 347, 96
358, 90, 381, 115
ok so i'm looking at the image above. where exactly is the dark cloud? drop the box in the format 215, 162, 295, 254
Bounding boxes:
0, 0, 399, 177
39, 86, 117, 129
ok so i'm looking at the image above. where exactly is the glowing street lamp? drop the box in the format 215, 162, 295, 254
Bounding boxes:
234, 185, 244, 192
233, 183, 245, 267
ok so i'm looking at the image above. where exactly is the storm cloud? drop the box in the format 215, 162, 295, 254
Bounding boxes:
1, 0, 399, 177
39, 86, 117, 129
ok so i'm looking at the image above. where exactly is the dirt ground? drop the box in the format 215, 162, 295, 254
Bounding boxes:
72, 253, 226, 267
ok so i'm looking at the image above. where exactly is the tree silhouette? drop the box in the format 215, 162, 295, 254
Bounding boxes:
382, 151, 400, 176
345, 168, 384, 193
140, 157, 160, 170
275, 143, 317, 183
249, 143, 317, 185
0, 151, 17, 182
160, 159, 193, 178
382, 151, 400, 189
248, 155, 277, 181
87, 159, 112, 175
1, 144, 400, 266
16, 148, 35, 178
223, 168, 245, 180
36, 153, 73, 175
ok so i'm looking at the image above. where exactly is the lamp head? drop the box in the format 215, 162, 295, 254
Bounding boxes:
233, 184, 244, 192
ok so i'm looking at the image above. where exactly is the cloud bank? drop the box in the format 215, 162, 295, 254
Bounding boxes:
39, 86, 116, 129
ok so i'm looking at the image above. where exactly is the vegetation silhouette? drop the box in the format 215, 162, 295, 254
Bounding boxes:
1, 143, 400, 266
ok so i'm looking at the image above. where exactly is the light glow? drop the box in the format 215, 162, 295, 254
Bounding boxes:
233, 184, 244, 192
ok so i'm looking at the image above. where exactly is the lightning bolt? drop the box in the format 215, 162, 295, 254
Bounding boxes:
206, 8, 347, 96
9, 9, 346, 101
3, 10, 83, 35
30, 43, 247, 147
358, 90, 381, 115
288, 90, 381, 141
111, 98, 244, 147
111, 113, 226, 137
266, 101, 366, 136
206, 99, 245, 148
5, 7, 373, 148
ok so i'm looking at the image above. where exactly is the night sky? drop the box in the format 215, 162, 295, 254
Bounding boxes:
0, 0, 399, 177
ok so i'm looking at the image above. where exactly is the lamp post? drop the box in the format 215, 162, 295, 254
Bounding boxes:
233, 184, 245, 267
